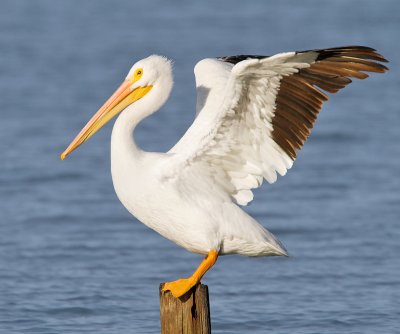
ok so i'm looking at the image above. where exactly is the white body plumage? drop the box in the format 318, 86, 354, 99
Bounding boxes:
111, 56, 287, 256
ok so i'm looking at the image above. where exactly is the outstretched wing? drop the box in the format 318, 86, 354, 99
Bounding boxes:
166, 46, 388, 205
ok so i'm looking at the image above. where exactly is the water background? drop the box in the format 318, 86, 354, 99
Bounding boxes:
1, 1, 399, 333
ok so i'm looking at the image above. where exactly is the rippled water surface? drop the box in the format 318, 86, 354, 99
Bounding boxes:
1, 1, 399, 333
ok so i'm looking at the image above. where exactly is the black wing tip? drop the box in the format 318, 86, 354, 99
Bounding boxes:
218, 46, 388, 65
304, 45, 389, 63
217, 55, 269, 65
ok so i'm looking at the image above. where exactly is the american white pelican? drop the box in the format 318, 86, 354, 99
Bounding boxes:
61, 46, 387, 297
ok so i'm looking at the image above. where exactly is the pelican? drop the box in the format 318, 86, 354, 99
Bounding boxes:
61, 46, 387, 297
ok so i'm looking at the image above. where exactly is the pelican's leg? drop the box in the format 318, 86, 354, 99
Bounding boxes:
162, 249, 219, 298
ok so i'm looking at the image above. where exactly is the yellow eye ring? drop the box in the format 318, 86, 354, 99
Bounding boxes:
133, 68, 143, 83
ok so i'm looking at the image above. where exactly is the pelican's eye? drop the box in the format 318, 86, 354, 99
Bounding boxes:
133, 68, 143, 82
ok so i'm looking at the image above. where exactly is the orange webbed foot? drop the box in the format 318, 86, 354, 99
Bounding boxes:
162, 250, 219, 298
162, 277, 197, 298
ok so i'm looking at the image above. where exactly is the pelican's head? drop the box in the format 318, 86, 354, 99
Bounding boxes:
61, 55, 172, 160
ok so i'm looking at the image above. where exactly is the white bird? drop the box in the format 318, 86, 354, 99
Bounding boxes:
61, 46, 387, 297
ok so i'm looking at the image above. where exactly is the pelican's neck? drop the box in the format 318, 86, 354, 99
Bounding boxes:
111, 81, 172, 164
111, 108, 142, 160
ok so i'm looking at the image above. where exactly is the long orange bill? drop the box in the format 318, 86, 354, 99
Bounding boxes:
60, 81, 152, 160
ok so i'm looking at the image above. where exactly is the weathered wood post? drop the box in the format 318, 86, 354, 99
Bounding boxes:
159, 283, 211, 334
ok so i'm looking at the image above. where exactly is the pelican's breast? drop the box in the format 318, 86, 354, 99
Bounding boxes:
111, 150, 218, 254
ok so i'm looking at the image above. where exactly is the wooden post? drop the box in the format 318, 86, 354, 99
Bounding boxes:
159, 283, 211, 334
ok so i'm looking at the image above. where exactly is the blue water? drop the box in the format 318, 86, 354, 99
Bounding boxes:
1, 0, 399, 333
